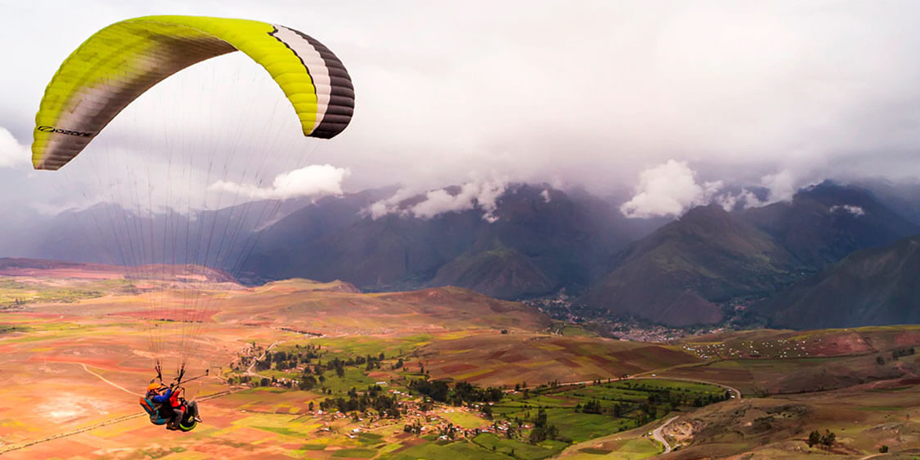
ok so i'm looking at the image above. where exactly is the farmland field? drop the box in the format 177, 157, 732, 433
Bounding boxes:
3, 263, 920, 458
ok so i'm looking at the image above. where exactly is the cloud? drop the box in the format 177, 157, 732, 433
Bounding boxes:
830, 204, 865, 216
540, 189, 551, 203
710, 170, 816, 212
368, 176, 507, 222
760, 170, 799, 204
3, 3, 920, 217
0, 128, 29, 168
413, 179, 506, 222
713, 188, 768, 211
367, 188, 416, 220
210, 164, 350, 200
620, 160, 722, 218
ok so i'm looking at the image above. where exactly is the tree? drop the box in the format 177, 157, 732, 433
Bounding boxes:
821, 430, 836, 446
582, 400, 602, 415
807, 430, 821, 447
879, 445, 888, 453
535, 408, 547, 428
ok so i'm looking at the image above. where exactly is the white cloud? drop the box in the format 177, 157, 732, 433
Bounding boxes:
714, 192, 737, 212
366, 188, 416, 219
368, 176, 507, 222
830, 204, 865, 216
620, 160, 722, 218
210, 164, 350, 200
760, 170, 799, 204
714, 188, 767, 211
3, 2, 920, 216
0, 128, 29, 168
540, 189, 551, 203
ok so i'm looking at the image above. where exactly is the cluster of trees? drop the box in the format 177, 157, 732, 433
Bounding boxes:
578, 399, 612, 415
403, 421, 423, 435
528, 409, 559, 444
409, 379, 504, 406
892, 347, 916, 360
253, 345, 388, 377
807, 429, 836, 448
317, 385, 401, 418
228, 374, 284, 388
297, 374, 322, 390
439, 423, 459, 440
572, 387, 728, 421
877, 347, 915, 365
576, 400, 656, 425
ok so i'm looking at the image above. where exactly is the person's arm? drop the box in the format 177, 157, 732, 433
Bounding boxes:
151, 388, 172, 403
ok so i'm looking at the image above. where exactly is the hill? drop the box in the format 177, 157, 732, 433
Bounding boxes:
739, 181, 920, 270
245, 184, 652, 298
757, 234, 920, 329
428, 248, 555, 298
578, 204, 801, 326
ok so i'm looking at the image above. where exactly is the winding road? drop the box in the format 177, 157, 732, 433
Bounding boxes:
245, 340, 281, 380
652, 416, 679, 454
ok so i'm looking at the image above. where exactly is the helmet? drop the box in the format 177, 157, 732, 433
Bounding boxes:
148, 382, 162, 392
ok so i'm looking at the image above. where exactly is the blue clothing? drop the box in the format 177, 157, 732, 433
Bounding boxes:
150, 388, 173, 404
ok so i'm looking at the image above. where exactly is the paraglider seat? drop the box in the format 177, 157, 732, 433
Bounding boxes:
139, 397, 169, 425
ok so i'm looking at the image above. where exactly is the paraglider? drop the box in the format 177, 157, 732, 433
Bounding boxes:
33, 15, 354, 170
33, 15, 355, 431
140, 381, 201, 431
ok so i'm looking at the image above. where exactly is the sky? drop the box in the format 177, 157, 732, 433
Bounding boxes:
2, 0, 920, 219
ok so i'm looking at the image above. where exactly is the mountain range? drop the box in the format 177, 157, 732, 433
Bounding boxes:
243, 184, 658, 294
757, 234, 920, 329
2, 179, 918, 329
577, 204, 803, 326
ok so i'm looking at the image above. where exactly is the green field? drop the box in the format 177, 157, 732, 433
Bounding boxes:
473, 433, 562, 460
384, 439, 517, 460
0, 278, 129, 306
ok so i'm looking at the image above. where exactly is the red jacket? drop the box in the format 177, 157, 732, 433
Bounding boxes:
169, 388, 182, 408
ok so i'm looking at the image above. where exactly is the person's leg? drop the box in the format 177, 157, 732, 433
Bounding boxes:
169, 407, 183, 429
187, 401, 201, 422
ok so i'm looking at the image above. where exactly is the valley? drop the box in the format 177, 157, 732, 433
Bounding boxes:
1, 262, 920, 459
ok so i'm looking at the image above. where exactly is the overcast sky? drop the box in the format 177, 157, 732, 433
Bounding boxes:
2, 0, 920, 218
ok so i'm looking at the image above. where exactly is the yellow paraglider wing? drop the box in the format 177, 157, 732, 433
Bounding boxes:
32, 15, 354, 170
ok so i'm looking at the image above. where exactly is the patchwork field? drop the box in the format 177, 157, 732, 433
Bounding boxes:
413, 333, 700, 386
2, 259, 920, 459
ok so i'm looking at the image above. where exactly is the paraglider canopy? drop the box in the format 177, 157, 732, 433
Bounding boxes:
32, 15, 355, 170
30, 15, 356, 384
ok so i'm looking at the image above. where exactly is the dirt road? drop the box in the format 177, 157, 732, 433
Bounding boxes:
652, 416, 679, 454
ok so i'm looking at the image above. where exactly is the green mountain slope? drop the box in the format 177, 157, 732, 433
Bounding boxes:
579, 204, 802, 326
246, 184, 651, 298
758, 235, 920, 329
740, 181, 920, 270
429, 247, 554, 298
